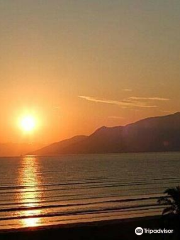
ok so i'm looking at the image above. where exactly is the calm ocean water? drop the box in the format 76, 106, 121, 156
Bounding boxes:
0, 152, 180, 230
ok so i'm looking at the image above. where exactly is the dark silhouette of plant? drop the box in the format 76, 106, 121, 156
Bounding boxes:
158, 187, 180, 239
158, 186, 180, 216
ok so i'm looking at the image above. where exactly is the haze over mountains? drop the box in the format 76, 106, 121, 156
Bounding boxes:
0, 143, 43, 157
31, 112, 180, 155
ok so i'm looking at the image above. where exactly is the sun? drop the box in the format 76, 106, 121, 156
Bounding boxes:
20, 116, 36, 133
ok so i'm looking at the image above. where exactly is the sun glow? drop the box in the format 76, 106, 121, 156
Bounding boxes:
20, 116, 36, 132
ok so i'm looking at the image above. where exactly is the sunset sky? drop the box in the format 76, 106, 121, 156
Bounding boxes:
0, 0, 180, 144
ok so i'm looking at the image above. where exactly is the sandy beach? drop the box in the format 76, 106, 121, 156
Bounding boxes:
0, 215, 177, 240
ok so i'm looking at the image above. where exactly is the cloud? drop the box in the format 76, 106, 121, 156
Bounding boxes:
123, 89, 132, 92
161, 110, 171, 113
79, 96, 158, 108
129, 97, 169, 101
108, 116, 124, 119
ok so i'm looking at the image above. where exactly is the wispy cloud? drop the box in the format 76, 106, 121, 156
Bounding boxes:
129, 97, 169, 101
54, 106, 61, 109
108, 116, 124, 119
123, 89, 132, 92
161, 110, 171, 113
79, 96, 158, 108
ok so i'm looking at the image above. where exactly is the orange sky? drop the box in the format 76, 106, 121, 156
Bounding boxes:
0, 1, 180, 144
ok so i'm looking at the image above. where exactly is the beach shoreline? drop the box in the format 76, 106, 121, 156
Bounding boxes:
0, 215, 174, 240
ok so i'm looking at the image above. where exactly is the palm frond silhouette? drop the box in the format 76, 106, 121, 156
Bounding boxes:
158, 186, 180, 216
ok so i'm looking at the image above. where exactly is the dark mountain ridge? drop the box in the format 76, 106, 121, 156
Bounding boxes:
30, 112, 180, 155
30, 135, 87, 156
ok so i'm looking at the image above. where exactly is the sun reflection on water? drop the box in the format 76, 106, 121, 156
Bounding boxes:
18, 156, 42, 228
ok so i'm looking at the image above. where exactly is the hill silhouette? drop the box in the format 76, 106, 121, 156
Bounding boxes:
31, 112, 180, 155
31, 135, 87, 156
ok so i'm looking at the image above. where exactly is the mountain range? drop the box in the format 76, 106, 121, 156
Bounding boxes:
31, 112, 180, 155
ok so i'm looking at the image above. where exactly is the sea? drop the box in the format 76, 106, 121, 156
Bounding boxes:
0, 152, 180, 230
